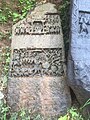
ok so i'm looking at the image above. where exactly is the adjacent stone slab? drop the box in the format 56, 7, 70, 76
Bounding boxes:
68, 0, 90, 108
7, 3, 71, 119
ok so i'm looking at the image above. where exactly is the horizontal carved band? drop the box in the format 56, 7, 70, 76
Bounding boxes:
15, 13, 61, 35
10, 48, 64, 77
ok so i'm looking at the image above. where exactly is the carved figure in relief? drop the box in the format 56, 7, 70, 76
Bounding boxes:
78, 12, 90, 37
10, 48, 64, 77
79, 13, 88, 34
33, 21, 43, 33
15, 13, 61, 35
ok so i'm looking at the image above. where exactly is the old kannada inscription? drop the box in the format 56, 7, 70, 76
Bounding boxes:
10, 48, 64, 77
15, 13, 61, 35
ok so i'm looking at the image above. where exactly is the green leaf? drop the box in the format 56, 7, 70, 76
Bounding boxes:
3, 76, 7, 86
10, 112, 18, 120
34, 115, 42, 120
6, 57, 10, 64
12, 13, 20, 18
20, 109, 26, 117
58, 115, 67, 120
80, 99, 90, 110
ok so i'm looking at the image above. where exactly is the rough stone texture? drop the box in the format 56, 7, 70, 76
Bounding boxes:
7, 3, 71, 119
0, 48, 2, 87
37, 0, 62, 5
0, 47, 6, 85
68, 0, 90, 108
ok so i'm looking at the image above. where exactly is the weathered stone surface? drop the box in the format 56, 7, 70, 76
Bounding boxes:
7, 3, 71, 119
68, 0, 90, 108
0, 48, 2, 87
37, 0, 62, 5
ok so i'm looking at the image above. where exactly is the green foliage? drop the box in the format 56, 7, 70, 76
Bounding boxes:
0, 0, 36, 23
59, 0, 70, 60
0, 32, 4, 41
58, 114, 68, 120
0, 100, 9, 120
0, 97, 43, 120
0, 0, 36, 43
1, 47, 11, 76
0, 47, 10, 91
58, 107, 84, 120
58, 99, 90, 120
0, 11, 7, 23
0, 31, 11, 41
80, 99, 90, 110
0, 7, 11, 23
17, 109, 42, 120
69, 108, 84, 120
0, 103, 42, 120
18, 0, 36, 19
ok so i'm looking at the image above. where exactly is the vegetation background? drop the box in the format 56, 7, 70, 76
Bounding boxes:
0, 0, 89, 120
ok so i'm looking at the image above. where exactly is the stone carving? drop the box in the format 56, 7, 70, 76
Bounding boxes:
68, 0, 90, 113
15, 13, 61, 35
10, 48, 64, 77
71, 0, 79, 35
79, 11, 90, 37
8, 3, 71, 119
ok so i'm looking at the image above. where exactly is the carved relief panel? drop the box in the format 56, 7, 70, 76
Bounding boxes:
15, 13, 61, 35
10, 48, 64, 77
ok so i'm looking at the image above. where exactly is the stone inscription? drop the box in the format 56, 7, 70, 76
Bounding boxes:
15, 13, 61, 35
79, 11, 90, 37
10, 48, 64, 77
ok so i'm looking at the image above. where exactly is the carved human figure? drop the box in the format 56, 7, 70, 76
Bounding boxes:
79, 13, 88, 34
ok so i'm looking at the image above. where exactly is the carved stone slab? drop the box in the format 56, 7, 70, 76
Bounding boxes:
68, 0, 90, 109
8, 3, 71, 119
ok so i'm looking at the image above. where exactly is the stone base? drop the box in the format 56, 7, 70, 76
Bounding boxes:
7, 76, 71, 118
